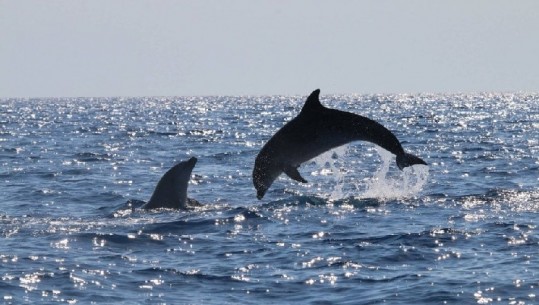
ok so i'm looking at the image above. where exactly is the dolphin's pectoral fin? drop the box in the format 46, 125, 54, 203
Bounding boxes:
284, 166, 308, 183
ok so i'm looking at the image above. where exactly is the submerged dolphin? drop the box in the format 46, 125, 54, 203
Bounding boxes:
253, 89, 427, 199
142, 157, 200, 210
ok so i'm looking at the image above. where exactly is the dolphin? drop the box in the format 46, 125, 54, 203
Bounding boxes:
252, 89, 427, 199
142, 157, 200, 210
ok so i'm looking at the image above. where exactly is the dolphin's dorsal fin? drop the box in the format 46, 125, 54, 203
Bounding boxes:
284, 165, 308, 183
144, 157, 198, 210
300, 89, 324, 114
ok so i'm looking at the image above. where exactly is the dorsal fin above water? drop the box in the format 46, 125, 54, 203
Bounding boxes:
300, 89, 324, 114
143, 157, 198, 210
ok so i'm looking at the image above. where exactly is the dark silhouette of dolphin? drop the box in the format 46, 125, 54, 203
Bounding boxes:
252, 89, 427, 199
142, 157, 200, 210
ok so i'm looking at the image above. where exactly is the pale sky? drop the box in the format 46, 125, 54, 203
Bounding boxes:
1, 1, 538, 98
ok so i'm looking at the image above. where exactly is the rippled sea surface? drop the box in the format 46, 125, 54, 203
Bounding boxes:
1, 93, 538, 304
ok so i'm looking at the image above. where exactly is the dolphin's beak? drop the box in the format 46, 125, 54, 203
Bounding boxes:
256, 190, 265, 200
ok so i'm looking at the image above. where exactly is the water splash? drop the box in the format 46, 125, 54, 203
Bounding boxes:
311, 145, 351, 200
312, 146, 429, 200
361, 147, 429, 200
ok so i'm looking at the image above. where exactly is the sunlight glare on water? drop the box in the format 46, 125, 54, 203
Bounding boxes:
0, 93, 538, 304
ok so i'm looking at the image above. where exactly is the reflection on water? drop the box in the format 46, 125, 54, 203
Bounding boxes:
0, 93, 538, 304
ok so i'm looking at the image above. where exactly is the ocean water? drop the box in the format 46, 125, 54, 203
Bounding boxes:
0, 93, 538, 304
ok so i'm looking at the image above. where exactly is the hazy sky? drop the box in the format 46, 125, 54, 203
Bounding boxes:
1, 1, 538, 97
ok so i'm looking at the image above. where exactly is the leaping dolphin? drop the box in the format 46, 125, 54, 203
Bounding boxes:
142, 157, 200, 210
252, 89, 427, 199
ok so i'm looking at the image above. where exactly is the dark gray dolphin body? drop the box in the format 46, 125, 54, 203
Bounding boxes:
253, 89, 427, 199
142, 157, 200, 210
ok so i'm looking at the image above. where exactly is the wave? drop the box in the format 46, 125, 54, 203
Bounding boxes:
429, 188, 539, 212
73, 152, 114, 162
141, 218, 220, 235
131, 267, 229, 281
75, 232, 168, 246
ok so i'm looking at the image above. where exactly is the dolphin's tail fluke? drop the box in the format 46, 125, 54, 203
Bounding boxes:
396, 152, 427, 170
